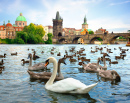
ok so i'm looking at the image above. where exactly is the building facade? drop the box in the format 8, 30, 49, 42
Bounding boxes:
0, 13, 27, 39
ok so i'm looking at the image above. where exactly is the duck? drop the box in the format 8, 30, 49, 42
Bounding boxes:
33, 51, 40, 60
21, 59, 29, 64
82, 57, 102, 73
0, 66, 4, 70
27, 58, 66, 80
81, 58, 90, 62
91, 50, 95, 53
0, 59, 4, 65
78, 62, 83, 66
109, 59, 118, 65
0, 53, 6, 58
69, 57, 77, 62
51, 52, 54, 55
28, 53, 46, 71
41, 51, 44, 53
98, 70, 121, 81
57, 52, 61, 56
11, 52, 17, 56
44, 57, 98, 94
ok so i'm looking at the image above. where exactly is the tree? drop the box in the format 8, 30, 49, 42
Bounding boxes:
89, 30, 94, 34
16, 31, 27, 43
45, 33, 53, 44
23, 23, 45, 44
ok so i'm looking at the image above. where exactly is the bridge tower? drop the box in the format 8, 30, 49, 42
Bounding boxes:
82, 15, 88, 29
53, 11, 63, 39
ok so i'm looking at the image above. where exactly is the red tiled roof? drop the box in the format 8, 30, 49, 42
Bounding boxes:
0, 25, 5, 30
6, 23, 12, 27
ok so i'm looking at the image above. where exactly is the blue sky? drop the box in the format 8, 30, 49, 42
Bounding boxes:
0, 0, 130, 33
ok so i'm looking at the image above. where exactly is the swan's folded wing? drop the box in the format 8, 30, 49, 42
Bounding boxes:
46, 78, 87, 93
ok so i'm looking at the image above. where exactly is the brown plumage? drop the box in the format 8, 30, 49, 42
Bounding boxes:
0, 59, 4, 65
11, 52, 17, 56
27, 58, 66, 80
21, 59, 29, 64
0, 53, 6, 58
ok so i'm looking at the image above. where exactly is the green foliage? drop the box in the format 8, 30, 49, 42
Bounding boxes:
16, 31, 27, 43
97, 38, 103, 41
89, 30, 94, 34
119, 36, 125, 39
45, 33, 53, 44
23, 23, 45, 44
0, 38, 12, 44
16, 37, 25, 44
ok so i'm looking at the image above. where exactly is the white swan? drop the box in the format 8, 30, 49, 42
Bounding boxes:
44, 57, 98, 94
28, 53, 46, 71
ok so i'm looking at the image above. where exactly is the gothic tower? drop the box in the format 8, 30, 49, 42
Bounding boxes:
53, 11, 63, 38
82, 15, 88, 29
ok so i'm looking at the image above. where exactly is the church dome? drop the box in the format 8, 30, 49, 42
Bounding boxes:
6, 23, 12, 27
16, 13, 27, 21
6, 20, 12, 26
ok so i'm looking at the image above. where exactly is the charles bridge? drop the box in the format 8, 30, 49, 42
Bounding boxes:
53, 33, 130, 44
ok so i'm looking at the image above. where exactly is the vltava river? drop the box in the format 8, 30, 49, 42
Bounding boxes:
0, 44, 130, 103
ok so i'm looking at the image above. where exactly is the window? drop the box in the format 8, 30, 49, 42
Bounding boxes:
12, 31, 14, 36
19, 23, 21, 25
23, 23, 24, 25
0, 34, 1, 36
8, 31, 9, 36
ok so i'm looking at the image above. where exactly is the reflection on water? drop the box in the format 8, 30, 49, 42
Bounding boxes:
0, 44, 130, 103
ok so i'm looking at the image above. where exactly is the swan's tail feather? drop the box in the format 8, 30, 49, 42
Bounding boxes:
81, 82, 98, 94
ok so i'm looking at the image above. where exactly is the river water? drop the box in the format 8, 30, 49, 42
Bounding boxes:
0, 44, 130, 103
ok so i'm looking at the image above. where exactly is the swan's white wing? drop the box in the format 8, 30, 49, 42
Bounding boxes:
46, 78, 97, 94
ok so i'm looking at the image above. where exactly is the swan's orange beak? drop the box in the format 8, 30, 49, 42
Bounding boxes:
44, 62, 49, 67
44, 59, 49, 67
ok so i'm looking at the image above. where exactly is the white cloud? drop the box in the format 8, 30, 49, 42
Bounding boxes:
110, 0, 130, 6
89, 18, 130, 32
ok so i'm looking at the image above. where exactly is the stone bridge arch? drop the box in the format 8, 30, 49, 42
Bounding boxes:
90, 37, 103, 44
109, 35, 127, 44
72, 37, 84, 44
59, 38, 66, 44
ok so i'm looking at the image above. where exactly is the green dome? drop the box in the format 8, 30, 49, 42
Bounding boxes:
16, 13, 27, 21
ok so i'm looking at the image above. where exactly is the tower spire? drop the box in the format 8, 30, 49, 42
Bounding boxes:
84, 15, 87, 24
56, 11, 60, 20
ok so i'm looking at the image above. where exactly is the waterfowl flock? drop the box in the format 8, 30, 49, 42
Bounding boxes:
0, 45, 129, 94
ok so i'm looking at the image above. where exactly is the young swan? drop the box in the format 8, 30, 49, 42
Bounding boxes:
27, 58, 66, 80
99, 70, 121, 81
28, 53, 46, 71
82, 57, 102, 73
44, 57, 98, 94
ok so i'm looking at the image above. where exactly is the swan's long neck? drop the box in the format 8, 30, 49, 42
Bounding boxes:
57, 62, 63, 78
45, 59, 58, 87
103, 56, 106, 67
97, 59, 100, 70
29, 57, 32, 67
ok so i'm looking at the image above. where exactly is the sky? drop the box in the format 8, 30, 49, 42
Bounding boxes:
0, 0, 130, 33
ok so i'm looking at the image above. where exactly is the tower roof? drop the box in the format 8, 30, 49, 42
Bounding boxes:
83, 15, 87, 24
16, 13, 27, 21
54, 11, 62, 20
